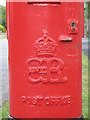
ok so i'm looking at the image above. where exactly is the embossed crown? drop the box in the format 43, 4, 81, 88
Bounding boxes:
34, 30, 57, 57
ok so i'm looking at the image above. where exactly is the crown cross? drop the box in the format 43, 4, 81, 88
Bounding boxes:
34, 30, 57, 57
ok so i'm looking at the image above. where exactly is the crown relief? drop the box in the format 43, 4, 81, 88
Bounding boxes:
34, 30, 57, 57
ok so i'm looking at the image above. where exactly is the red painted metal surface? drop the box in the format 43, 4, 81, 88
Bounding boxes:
6, 2, 84, 118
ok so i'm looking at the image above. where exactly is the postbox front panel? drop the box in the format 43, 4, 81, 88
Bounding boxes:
7, 2, 84, 118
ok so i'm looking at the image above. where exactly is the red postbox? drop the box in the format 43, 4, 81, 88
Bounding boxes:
6, 1, 84, 119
